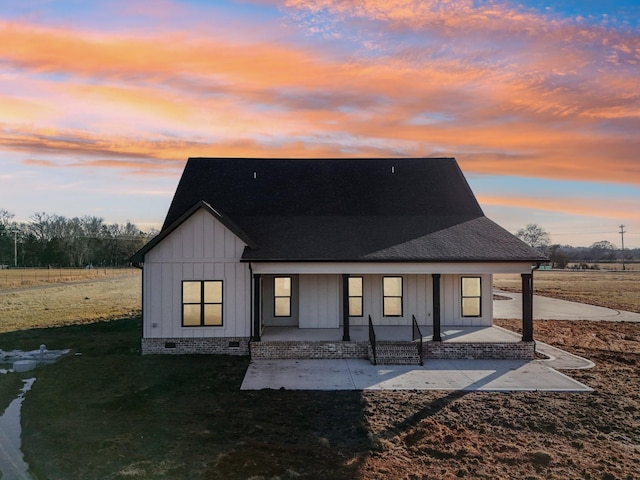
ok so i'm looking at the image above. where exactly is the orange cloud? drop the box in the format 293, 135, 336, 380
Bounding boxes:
1, 10, 639, 188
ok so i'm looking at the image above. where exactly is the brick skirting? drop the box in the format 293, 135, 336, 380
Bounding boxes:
141, 337, 250, 355
141, 337, 534, 360
250, 340, 369, 359
423, 341, 535, 360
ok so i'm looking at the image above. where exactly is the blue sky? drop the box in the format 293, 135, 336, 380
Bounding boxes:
0, 0, 638, 247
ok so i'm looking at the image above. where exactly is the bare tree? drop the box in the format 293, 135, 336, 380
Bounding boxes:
515, 224, 550, 253
589, 240, 616, 262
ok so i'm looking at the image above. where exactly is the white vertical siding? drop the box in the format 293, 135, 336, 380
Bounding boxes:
143, 208, 251, 339
298, 275, 340, 328
349, 274, 432, 327
440, 274, 492, 327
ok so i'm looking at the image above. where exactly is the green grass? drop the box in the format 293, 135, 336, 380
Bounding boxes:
0, 318, 370, 479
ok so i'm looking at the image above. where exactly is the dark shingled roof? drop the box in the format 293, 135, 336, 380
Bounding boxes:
143, 157, 546, 263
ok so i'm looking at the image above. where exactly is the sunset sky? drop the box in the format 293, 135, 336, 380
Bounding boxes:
1, 0, 638, 248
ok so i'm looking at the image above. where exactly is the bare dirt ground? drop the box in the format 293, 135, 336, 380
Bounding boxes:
350, 319, 640, 480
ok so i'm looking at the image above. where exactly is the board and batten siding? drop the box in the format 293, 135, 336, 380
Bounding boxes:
299, 275, 340, 328
347, 273, 491, 327
142, 208, 251, 339
440, 274, 492, 327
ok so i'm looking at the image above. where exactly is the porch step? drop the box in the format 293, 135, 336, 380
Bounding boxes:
369, 341, 421, 365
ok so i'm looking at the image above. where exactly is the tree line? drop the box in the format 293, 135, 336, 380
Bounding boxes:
0, 209, 157, 268
515, 224, 639, 268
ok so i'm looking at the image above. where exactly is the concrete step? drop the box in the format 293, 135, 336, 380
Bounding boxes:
368, 342, 422, 365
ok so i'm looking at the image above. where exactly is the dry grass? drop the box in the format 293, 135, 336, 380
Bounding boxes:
0, 273, 141, 333
0, 267, 138, 290
494, 270, 640, 313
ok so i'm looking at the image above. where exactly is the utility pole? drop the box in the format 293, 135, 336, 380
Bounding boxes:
619, 225, 626, 271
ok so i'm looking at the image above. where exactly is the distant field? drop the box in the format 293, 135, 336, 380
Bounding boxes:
494, 270, 640, 313
0, 271, 141, 333
571, 262, 639, 271
0, 267, 139, 290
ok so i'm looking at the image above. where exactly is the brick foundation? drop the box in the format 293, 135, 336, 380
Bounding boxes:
250, 340, 369, 359
141, 337, 250, 355
423, 341, 535, 360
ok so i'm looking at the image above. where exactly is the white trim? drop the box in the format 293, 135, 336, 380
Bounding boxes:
250, 261, 533, 275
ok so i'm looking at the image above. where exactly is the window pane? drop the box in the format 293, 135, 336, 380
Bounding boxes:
348, 277, 362, 297
275, 297, 291, 317
383, 277, 402, 296
274, 277, 291, 296
183, 304, 201, 326
204, 281, 222, 303
462, 277, 481, 297
183, 281, 201, 303
204, 304, 223, 326
462, 298, 481, 317
384, 297, 402, 316
349, 297, 363, 316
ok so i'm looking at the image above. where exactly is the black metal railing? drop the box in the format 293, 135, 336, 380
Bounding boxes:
368, 314, 377, 365
412, 314, 424, 366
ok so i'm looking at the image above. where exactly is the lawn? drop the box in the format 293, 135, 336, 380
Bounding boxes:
0, 317, 638, 479
0, 273, 140, 333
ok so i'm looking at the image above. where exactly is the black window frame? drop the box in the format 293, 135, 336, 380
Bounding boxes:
382, 276, 403, 317
348, 276, 364, 317
273, 276, 292, 317
181, 280, 224, 327
461, 276, 482, 318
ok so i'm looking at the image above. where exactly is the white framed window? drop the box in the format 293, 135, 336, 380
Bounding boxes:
182, 280, 223, 326
348, 276, 363, 317
461, 277, 482, 317
383, 276, 403, 317
274, 276, 292, 317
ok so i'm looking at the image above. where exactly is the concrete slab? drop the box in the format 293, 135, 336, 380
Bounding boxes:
241, 357, 593, 392
494, 291, 640, 322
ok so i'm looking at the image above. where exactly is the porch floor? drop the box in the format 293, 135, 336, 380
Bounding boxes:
261, 325, 522, 343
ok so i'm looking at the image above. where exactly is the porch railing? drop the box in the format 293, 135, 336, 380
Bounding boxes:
412, 315, 424, 366
368, 314, 377, 365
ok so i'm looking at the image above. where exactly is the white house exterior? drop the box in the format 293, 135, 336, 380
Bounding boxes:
132, 158, 546, 361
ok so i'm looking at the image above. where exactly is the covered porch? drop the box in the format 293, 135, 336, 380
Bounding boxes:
260, 324, 521, 343
250, 323, 535, 363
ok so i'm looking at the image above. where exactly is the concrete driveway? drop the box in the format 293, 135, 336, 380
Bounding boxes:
493, 291, 640, 322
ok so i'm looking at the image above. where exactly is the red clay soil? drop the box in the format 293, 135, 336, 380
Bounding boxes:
348, 320, 640, 480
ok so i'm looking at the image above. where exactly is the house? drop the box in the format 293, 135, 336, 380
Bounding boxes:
131, 158, 547, 363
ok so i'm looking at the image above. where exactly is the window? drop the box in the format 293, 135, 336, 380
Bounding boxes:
461, 277, 482, 317
348, 276, 363, 317
383, 276, 403, 316
182, 280, 223, 326
274, 276, 292, 317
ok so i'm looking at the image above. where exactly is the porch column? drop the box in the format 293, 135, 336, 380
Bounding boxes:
432, 274, 442, 341
252, 273, 262, 342
521, 272, 533, 342
342, 274, 350, 341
